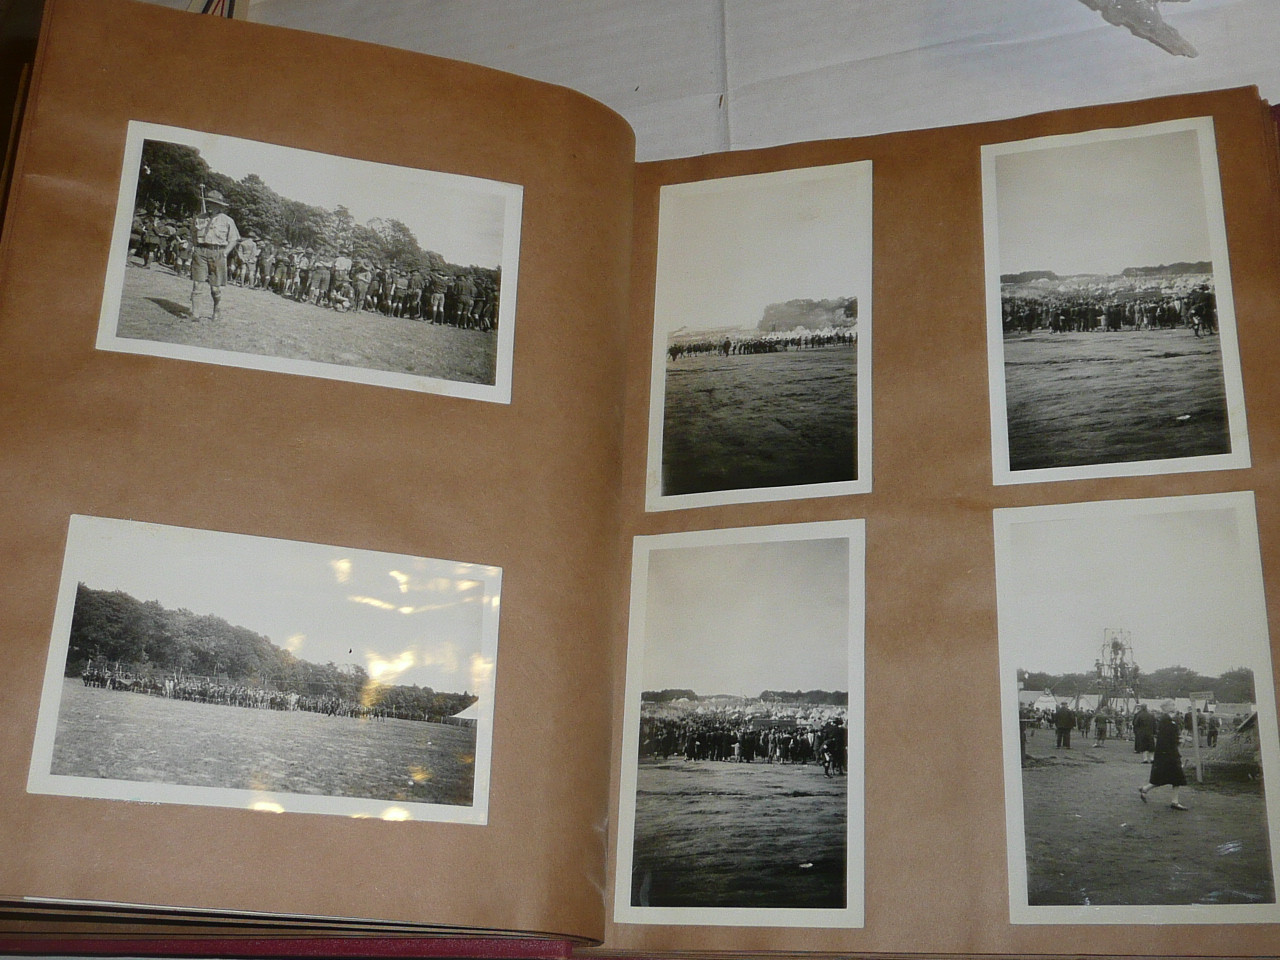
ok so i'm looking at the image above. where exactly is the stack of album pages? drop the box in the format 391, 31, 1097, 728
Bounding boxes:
2, 1, 1280, 957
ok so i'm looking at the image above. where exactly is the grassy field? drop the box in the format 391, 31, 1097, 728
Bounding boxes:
51, 679, 477, 807
661, 345, 857, 496
114, 263, 498, 385
1020, 728, 1272, 905
630, 758, 847, 909
1003, 330, 1230, 471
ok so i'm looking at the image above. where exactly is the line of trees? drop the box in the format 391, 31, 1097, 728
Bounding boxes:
758, 296, 857, 333
67, 584, 475, 722
759, 689, 849, 706
136, 139, 497, 286
641, 689, 699, 703
640, 688, 848, 705
1018, 665, 1255, 704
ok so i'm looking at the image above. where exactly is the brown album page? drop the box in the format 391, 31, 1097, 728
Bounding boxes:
601, 85, 1280, 957
0, 0, 633, 943
5, 1, 1280, 957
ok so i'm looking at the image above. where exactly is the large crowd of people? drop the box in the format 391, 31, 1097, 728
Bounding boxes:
1019, 700, 1234, 751
666, 327, 856, 362
1001, 283, 1217, 337
80, 660, 422, 722
128, 211, 499, 329
638, 710, 849, 777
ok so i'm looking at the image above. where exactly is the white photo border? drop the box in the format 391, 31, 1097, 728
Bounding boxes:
994, 491, 1280, 923
644, 162, 874, 511
613, 519, 866, 927
99, 121, 523, 403
982, 117, 1250, 485
28, 515, 501, 825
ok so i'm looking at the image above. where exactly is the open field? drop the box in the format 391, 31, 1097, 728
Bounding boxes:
113, 263, 498, 385
661, 345, 856, 496
631, 758, 847, 909
1020, 729, 1272, 906
1002, 331, 1229, 471
50, 679, 476, 806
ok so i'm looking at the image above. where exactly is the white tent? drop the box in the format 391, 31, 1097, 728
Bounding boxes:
1025, 691, 1060, 714
446, 702, 481, 727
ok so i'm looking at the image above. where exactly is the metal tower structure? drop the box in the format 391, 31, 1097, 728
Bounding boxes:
1093, 628, 1141, 712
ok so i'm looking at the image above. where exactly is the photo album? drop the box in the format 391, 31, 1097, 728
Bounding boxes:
2, 1, 1280, 957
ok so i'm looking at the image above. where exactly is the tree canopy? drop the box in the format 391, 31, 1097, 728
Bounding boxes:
134, 139, 491, 283
1018, 664, 1254, 703
68, 583, 475, 721
759, 689, 849, 706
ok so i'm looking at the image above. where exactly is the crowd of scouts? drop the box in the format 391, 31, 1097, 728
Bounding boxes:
1001, 283, 1218, 337
130, 205, 499, 329
80, 660, 399, 720
666, 327, 857, 362
638, 710, 850, 778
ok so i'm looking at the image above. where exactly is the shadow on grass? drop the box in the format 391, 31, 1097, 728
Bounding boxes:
146, 297, 191, 318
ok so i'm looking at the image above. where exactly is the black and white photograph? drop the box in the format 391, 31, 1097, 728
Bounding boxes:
99, 121, 522, 403
613, 521, 864, 927
644, 162, 873, 511
28, 515, 501, 824
995, 493, 1280, 923
982, 117, 1249, 484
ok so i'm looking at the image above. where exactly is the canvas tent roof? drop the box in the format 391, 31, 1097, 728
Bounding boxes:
448, 701, 481, 725
1022, 691, 1062, 712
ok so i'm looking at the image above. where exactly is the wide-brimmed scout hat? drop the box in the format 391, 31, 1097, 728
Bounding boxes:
204, 190, 230, 207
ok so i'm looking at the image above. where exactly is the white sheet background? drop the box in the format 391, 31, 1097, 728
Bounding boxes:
145, 0, 1280, 161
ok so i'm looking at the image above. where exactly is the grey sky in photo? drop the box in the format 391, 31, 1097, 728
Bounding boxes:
994, 127, 1212, 276
166, 132, 508, 268
65, 517, 492, 693
641, 536, 850, 696
998, 499, 1269, 679
654, 163, 870, 335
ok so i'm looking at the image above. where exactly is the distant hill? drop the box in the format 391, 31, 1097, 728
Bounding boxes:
641, 688, 699, 703
1001, 270, 1058, 284
1002, 263, 1211, 284
758, 297, 856, 333
1121, 261, 1212, 278
759, 689, 849, 706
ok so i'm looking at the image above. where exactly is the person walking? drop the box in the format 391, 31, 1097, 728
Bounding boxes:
1139, 700, 1189, 810
1093, 708, 1109, 747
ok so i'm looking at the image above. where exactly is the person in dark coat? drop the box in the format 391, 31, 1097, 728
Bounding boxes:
1132, 703, 1156, 763
1054, 701, 1075, 749
1139, 700, 1189, 810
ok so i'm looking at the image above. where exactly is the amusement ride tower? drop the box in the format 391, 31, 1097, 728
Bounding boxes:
1093, 628, 1141, 712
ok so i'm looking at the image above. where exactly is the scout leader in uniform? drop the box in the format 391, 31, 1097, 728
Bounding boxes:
189, 187, 240, 321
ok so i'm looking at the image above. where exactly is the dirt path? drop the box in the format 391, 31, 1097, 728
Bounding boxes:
1020, 730, 1272, 905
113, 263, 498, 385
